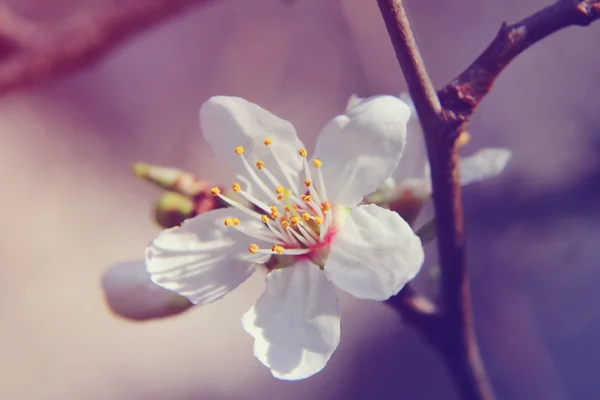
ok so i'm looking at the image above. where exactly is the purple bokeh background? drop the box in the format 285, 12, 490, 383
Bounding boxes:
0, 0, 599, 399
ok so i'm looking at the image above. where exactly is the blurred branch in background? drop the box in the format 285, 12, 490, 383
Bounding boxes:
0, 0, 214, 96
378, 0, 599, 399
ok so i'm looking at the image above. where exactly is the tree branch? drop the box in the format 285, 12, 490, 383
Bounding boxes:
0, 0, 214, 96
438, 0, 600, 121
380, 0, 599, 399
378, 1, 493, 399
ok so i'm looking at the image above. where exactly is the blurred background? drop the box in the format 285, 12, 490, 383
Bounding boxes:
0, 0, 599, 399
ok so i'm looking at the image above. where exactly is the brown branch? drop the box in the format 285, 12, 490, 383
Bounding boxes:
0, 0, 215, 96
378, 0, 493, 398
438, 0, 600, 122
380, 0, 599, 399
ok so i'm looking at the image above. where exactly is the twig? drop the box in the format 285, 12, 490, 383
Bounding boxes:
438, 0, 600, 121
378, 1, 494, 399
0, 0, 214, 95
379, 0, 599, 399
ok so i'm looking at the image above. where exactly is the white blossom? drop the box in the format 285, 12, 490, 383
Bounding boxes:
145, 95, 425, 380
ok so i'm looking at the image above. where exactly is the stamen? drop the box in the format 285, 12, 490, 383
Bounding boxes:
232, 183, 241, 193
315, 161, 328, 201
321, 201, 331, 213
281, 220, 291, 229
234, 147, 279, 203
249, 244, 259, 254
270, 206, 279, 219
314, 216, 323, 225
272, 245, 284, 255
224, 218, 234, 226
302, 213, 311, 221
277, 195, 284, 201
290, 216, 300, 226
211, 190, 263, 220
267, 145, 297, 191
264, 138, 273, 147
297, 223, 318, 245
282, 248, 311, 256
256, 161, 265, 170
288, 228, 313, 247
261, 215, 269, 223
302, 195, 313, 203
304, 180, 311, 187
299, 148, 308, 157
232, 218, 240, 226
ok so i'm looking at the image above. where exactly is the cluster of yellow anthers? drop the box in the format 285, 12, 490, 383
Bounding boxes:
210, 138, 333, 257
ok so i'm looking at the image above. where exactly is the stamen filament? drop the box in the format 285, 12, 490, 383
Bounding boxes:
268, 146, 298, 192
214, 193, 263, 220
238, 152, 279, 204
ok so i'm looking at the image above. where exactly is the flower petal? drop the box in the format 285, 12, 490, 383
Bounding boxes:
325, 204, 424, 301
200, 96, 304, 199
460, 148, 512, 186
146, 208, 271, 305
314, 95, 412, 206
102, 261, 193, 321
242, 261, 341, 380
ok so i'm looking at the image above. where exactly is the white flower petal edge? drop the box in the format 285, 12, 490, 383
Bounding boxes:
324, 204, 424, 301
146, 208, 271, 305
459, 148, 512, 186
314, 95, 412, 206
102, 261, 193, 321
200, 96, 304, 201
242, 260, 341, 380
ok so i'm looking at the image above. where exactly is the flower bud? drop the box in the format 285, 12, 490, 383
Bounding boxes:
133, 163, 207, 197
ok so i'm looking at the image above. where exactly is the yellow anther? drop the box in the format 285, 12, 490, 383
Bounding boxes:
290, 216, 300, 225
302, 213, 311, 221
264, 138, 273, 147
232, 218, 241, 226
270, 206, 279, 218
224, 218, 234, 226
292, 204, 298, 210
272, 245, 284, 255
279, 216, 288, 223
210, 187, 221, 196
304, 179, 312, 187
234, 146, 244, 155
299, 148, 308, 157
321, 201, 331, 212
256, 160, 265, 170
261, 215, 269, 223
312, 159, 322, 168
302, 195, 313, 203
457, 131, 471, 148
284, 205, 290, 213
281, 221, 291, 229
232, 183, 241, 193
276, 186, 284, 195
249, 244, 259, 254
314, 216, 323, 224
277, 195, 284, 201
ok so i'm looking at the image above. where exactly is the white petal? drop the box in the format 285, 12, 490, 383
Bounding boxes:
146, 208, 271, 305
325, 204, 424, 301
102, 261, 193, 321
460, 148, 512, 186
242, 261, 341, 380
314, 95, 412, 206
345, 93, 363, 111
200, 96, 304, 198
